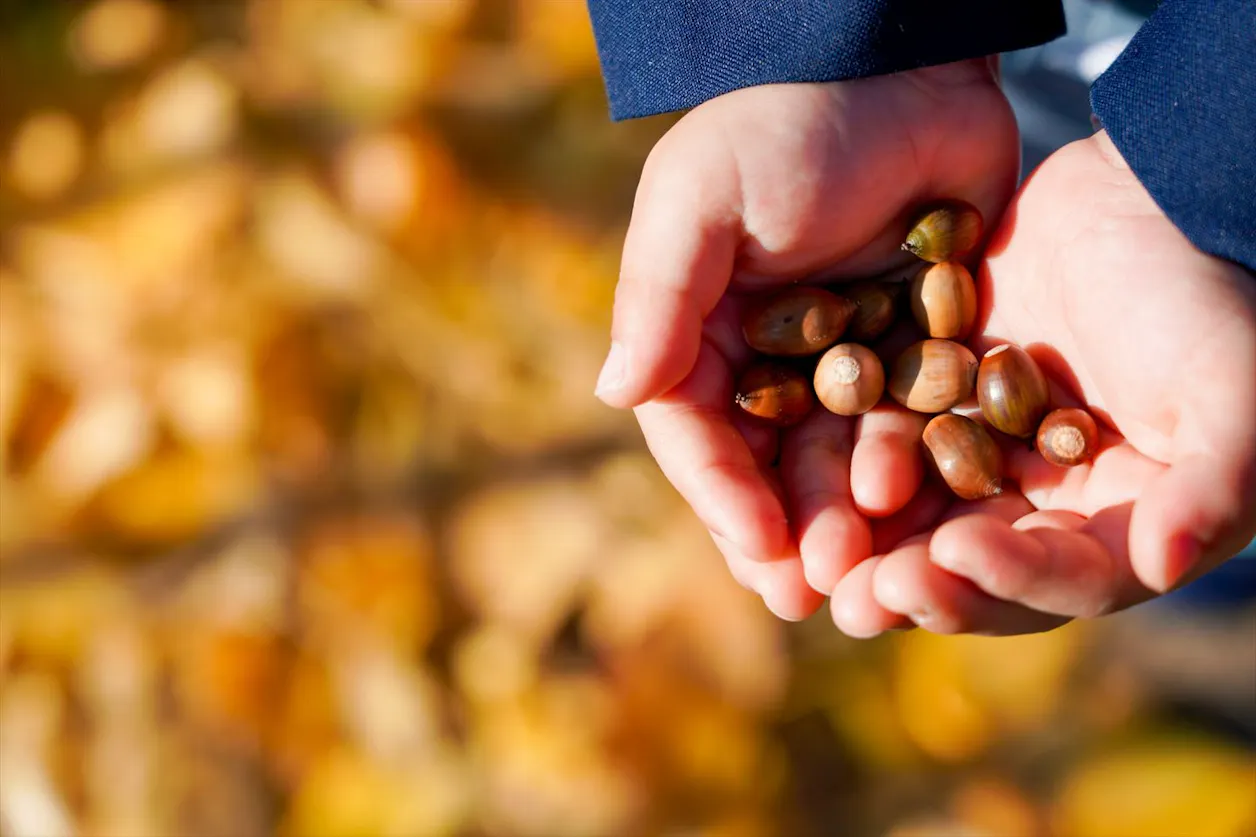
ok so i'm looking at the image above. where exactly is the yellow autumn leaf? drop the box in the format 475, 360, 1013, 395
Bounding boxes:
1051, 734, 1256, 837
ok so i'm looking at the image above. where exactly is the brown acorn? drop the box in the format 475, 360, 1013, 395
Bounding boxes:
842, 281, 900, 342
922, 413, 1004, 500
887, 338, 979, 414
902, 200, 984, 263
814, 343, 885, 416
1036, 407, 1099, 467
742, 286, 856, 357
976, 344, 1051, 439
734, 361, 814, 426
909, 261, 977, 340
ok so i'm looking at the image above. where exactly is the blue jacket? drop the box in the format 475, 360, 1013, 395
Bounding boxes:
585, 0, 1256, 275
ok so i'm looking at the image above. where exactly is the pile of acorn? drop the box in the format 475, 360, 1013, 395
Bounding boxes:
734, 199, 1099, 501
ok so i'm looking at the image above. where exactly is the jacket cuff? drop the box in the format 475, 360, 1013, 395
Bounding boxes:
1090, 0, 1256, 274
587, 0, 1066, 120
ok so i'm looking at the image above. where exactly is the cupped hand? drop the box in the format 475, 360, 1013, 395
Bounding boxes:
830, 130, 1256, 638
594, 59, 1021, 620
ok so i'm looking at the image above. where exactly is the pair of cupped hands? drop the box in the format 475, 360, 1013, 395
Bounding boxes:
593, 58, 1256, 637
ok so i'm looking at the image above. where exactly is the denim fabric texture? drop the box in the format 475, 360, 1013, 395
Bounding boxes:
586, 0, 1255, 275
1091, 0, 1256, 274
586, 0, 1066, 120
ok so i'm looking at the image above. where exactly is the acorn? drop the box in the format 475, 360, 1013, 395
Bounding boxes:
842, 281, 900, 342
909, 261, 977, 340
976, 344, 1051, 439
887, 338, 979, 414
742, 286, 856, 357
902, 200, 984, 263
922, 413, 1004, 500
734, 361, 814, 426
1036, 407, 1099, 467
814, 343, 885, 416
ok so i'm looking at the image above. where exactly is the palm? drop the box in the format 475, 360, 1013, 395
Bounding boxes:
597, 60, 1022, 619
834, 132, 1256, 637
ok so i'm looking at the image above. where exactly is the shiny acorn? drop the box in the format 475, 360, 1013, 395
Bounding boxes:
922, 413, 1004, 500
887, 338, 979, 414
902, 200, 984, 263
734, 361, 814, 426
976, 344, 1051, 439
814, 343, 885, 416
1036, 407, 1099, 467
742, 286, 856, 357
909, 261, 977, 340
842, 281, 900, 342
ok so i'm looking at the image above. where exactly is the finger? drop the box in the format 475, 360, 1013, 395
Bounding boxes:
929, 509, 1144, 618
1009, 434, 1163, 517
700, 294, 757, 369
732, 413, 779, 469
781, 411, 873, 594
869, 480, 953, 554
595, 134, 740, 407
636, 340, 792, 562
873, 541, 1072, 636
829, 556, 913, 638
718, 295, 779, 468
851, 403, 929, 517
713, 533, 826, 622
1130, 452, 1256, 593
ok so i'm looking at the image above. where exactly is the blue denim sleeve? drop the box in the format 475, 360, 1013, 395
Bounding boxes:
1090, 0, 1256, 275
585, 0, 1066, 120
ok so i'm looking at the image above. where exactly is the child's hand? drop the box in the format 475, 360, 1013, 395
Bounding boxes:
594, 58, 1020, 619
830, 131, 1256, 638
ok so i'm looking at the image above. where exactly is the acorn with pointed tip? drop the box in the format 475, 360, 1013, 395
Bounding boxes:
887, 338, 979, 414
910, 261, 978, 340
902, 200, 984, 263
842, 281, 900, 342
923, 413, 1004, 500
977, 344, 1051, 439
734, 361, 814, 426
742, 286, 856, 357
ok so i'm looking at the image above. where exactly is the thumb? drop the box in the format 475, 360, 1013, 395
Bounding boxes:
1129, 442, 1256, 594
594, 131, 740, 408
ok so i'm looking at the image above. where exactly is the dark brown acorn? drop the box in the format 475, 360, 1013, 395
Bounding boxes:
902, 200, 984, 263
734, 361, 814, 426
741, 286, 856, 357
1036, 407, 1099, 467
887, 338, 979, 414
909, 261, 977, 340
814, 343, 885, 416
976, 344, 1051, 439
922, 413, 1004, 500
842, 281, 900, 342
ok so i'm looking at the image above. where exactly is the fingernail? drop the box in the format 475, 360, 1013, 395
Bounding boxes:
1163, 533, 1201, 590
594, 341, 626, 400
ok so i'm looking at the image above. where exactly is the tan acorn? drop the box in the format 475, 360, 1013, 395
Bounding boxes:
734, 361, 814, 426
1036, 407, 1099, 467
887, 338, 979, 414
902, 200, 984, 263
922, 413, 1004, 500
909, 261, 978, 340
814, 343, 885, 416
842, 281, 900, 342
742, 286, 856, 357
976, 344, 1051, 439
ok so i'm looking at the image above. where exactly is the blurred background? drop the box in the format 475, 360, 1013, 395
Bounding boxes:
0, 2, 1252, 836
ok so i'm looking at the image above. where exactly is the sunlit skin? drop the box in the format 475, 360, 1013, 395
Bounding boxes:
594, 58, 1256, 636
